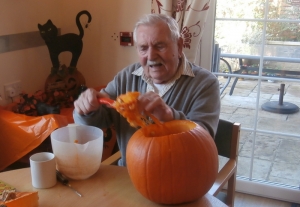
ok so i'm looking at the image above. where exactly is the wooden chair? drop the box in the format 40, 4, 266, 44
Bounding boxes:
101, 119, 241, 207
208, 119, 241, 207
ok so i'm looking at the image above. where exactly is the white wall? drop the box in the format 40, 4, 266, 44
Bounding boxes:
59, 0, 150, 87
0, 0, 62, 105
0, 0, 150, 106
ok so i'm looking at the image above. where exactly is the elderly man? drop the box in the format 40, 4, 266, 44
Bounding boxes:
73, 13, 220, 166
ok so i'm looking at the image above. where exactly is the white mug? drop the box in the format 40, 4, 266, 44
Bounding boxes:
30, 152, 57, 188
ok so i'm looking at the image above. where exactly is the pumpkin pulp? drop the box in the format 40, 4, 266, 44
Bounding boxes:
99, 92, 193, 136
98, 92, 162, 128
141, 120, 195, 137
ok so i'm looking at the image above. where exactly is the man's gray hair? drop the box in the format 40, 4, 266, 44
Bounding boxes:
133, 14, 181, 42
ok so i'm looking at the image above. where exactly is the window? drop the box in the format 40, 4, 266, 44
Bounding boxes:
210, 0, 300, 203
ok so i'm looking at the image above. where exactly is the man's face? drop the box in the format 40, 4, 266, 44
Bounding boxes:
135, 22, 183, 84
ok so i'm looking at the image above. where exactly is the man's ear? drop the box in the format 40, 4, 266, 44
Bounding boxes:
177, 37, 184, 57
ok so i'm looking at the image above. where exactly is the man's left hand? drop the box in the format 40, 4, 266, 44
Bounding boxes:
138, 91, 174, 122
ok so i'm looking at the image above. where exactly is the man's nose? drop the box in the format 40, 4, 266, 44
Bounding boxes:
147, 47, 157, 60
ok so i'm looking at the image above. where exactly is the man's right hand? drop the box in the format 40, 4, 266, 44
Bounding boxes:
74, 88, 108, 115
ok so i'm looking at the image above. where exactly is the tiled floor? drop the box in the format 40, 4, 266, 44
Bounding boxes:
218, 76, 300, 188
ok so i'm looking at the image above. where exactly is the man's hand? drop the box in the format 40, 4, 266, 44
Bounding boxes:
74, 88, 108, 115
138, 91, 174, 122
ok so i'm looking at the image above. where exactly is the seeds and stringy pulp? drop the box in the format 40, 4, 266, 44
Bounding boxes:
98, 92, 161, 129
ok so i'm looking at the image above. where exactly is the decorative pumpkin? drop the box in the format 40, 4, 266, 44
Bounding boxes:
126, 120, 219, 205
44, 73, 65, 93
44, 64, 85, 100
63, 68, 85, 99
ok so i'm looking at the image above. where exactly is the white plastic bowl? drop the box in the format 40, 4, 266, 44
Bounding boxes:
51, 124, 103, 180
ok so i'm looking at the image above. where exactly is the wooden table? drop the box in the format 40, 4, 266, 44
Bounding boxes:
0, 165, 228, 207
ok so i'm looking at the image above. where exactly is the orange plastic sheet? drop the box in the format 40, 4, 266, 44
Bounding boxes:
0, 106, 69, 171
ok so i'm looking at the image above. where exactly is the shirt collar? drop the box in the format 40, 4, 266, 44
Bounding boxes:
132, 53, 195, 97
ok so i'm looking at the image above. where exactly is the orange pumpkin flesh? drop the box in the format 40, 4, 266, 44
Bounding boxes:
126, 120, 219, 205
113, 92, 151, 128
98, 92, 159, 128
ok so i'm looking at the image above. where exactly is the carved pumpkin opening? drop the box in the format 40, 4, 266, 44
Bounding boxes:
141, 120, 196, 137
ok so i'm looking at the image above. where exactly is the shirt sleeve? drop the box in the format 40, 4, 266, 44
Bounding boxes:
73, 106, 113, 129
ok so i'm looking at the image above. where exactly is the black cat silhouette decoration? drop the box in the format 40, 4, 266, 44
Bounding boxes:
38, 10, 92, 73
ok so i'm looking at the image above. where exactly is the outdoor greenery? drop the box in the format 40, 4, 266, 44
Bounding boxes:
214, 0, 300, 74
251, 1, 300, 42
215, 0, 300, 46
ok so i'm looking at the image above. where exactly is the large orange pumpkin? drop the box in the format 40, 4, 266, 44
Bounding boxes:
126, 120, 219, 205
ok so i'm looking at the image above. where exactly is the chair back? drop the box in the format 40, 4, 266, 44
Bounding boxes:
210, 119, 241, 207
214, 119, 240, 160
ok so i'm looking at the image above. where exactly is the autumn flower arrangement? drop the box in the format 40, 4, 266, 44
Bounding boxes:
11, 89, 74, 116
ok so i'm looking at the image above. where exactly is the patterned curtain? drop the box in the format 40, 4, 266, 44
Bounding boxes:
151, 0, 210, 63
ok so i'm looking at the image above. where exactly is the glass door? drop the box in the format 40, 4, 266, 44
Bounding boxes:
212, 0, 300, 203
